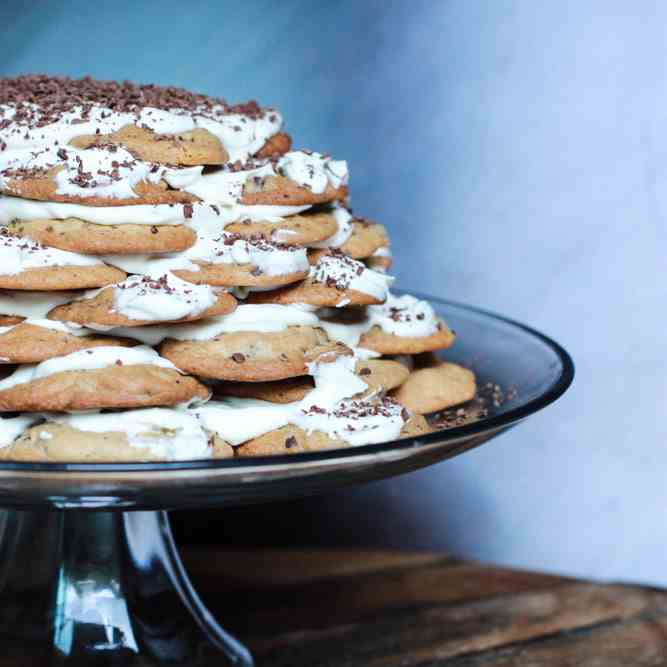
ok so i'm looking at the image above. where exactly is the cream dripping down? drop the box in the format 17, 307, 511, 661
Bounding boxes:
309, 252, 394, 304
315, 293, 442, 347
46, 408, 212, 460
192, 355, 408, 447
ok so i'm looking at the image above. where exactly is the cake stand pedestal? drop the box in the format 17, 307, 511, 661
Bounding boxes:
0, 510, 251, 665
0, 297, 573, 665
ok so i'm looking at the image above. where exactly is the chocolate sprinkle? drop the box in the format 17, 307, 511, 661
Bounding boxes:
0, 75, 274, 129
285, 435, 297, 449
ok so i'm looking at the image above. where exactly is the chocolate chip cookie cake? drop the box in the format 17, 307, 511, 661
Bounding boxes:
0, 74, 475, 461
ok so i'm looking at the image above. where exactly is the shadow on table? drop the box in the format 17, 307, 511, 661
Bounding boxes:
171, 465, 498, 554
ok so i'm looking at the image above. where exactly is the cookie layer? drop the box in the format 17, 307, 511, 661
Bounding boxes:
254, 132, 292, 159
160, 326, 350, 381
0, 264, 126, 291
0, 321, 134, 363
235, 414, 430, 456
0, 173, 197, 206
0, 345, 209, 411
174, 263, 308, 289
0, 315, 25, 326
223, 210, 338, 246
248, 251, 393, 307
0, 423, 200, 462
364, 247, 393, 272
214, 376, 315, 404
315, 294, 454, 352
390, 360, 476, 414
338, 221, 389, 259
74, 128, 292, 166
70, 126, 229, 166
0, 364, 208, 411
5, 218, 196, 255
241, 175, 347, 207
72, 125, 293, 164
359, 324, 455, 354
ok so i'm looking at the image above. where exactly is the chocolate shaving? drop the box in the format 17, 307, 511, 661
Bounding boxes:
0, 75, 277, 131
285, 435, 297, 449
310, 249, 369, 291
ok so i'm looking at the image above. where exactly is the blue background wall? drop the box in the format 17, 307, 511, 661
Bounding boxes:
1, 1, 664, 584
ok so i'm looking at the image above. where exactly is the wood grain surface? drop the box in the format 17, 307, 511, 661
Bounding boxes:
182, 548, 667, 666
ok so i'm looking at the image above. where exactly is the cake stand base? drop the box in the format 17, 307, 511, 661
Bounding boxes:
0, 509, 253, 666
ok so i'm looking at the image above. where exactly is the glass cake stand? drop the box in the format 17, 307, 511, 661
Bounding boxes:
0, 295, 574, 665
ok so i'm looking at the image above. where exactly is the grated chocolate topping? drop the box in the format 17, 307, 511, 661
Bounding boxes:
215, 232, 299, 254
0, 74, 272, 130
310, 249, 366, 290
114, 273, 205, 304
301, 396, 406, 422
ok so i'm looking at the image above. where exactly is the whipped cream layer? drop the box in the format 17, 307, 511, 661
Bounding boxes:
276, 152, 348, 193
293, 396, 407, 447
107, 304, 320, 346
99, 272, 218, 323
0, 196, 310, 227
310, 206, 354, 249
366, 293, 441, 337
0, 231, 102, 275
103, 231, 309, 277
110, 294, 440, 349
193, 398, 294, 447
0, 318, 98, 337
48, 408, 211, 460
166, 162, 274, 204
0, 290, 78, 318
0, 414, 41, 448
0, 345, 179, 391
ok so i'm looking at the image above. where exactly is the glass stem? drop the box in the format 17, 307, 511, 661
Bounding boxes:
0, 509, 253, 666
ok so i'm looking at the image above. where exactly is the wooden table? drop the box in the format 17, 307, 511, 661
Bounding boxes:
184, 548, 667, 666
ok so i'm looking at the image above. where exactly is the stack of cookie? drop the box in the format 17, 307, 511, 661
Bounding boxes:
0, 75, 475, 462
